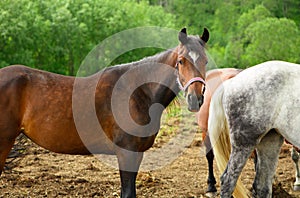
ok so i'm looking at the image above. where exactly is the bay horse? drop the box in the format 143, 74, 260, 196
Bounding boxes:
196, 68, 241, 196
0, 28, 209, 197
208, 61, 300, 197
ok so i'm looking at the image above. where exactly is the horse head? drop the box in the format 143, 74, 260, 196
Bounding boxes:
175, 27, 209, 112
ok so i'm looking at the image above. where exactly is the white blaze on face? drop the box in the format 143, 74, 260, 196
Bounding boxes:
188, 51, 199, 65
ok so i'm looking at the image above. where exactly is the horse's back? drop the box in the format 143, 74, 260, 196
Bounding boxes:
235, 60, 298, 81
0, 65, 75, 124
223, 61, 300, 103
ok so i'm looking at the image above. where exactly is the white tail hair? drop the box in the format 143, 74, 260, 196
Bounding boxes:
208, 86, 249, 198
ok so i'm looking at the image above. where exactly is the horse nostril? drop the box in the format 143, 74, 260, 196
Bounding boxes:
187, 93, 196, 104
198, 95, 204, 107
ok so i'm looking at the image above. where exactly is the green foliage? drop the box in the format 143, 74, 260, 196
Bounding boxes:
241, 18, 300, 66
224, 5, 272, 67
1, 0, 299, 73
0, 0, 176, 75
163, 0, 218, 35
157, 0, 300, 68
237, 5, 272, 32
211, 1, 241, 46
224, 5, 300, 68
262, 0, 300, 25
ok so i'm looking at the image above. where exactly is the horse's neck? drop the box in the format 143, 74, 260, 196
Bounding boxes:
144, 48, 179, 107
97, 48, 179, 108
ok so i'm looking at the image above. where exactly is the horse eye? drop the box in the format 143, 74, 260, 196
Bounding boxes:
178, 60, 183, 65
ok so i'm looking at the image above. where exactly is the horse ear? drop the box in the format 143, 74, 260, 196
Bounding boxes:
178, 28, 188, 44
200, 28, 209, 43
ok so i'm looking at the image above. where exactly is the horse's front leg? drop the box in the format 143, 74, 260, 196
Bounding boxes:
116, 149, 144, 198
119, 170, 138, 198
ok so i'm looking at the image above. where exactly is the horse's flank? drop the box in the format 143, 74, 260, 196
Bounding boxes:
1, 65, 91, 154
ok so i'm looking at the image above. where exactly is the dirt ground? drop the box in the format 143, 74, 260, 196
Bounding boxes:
1, 112, 300, 198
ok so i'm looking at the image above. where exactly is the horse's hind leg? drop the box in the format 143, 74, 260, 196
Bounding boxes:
220, 143, 254, 198
203, 135, 217, 196
0, 124, 21, 174
0, 136, 18, 174
252, 130, 284, 198
291, 147, 300, 191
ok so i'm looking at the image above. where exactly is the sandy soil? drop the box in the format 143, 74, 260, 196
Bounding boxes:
0, 111, 300, 198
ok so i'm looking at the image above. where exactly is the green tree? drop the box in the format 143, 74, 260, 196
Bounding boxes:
241, 18, 300, 66
224, 5, 273, 67
262, 0, 300, 27
0, 0, 37, 67
224, 5, 299, 68
157, 0, 300, 68
0, 0, 176, 75
160, 0, 217, 35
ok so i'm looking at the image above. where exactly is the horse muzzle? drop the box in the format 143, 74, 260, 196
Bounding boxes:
187, 93, 204, 112
177, 76, 205, 112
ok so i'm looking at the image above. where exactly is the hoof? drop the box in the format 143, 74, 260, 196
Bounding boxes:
207, 184, 217, 193
205, 191, 217, 198
293, 184, 300, 191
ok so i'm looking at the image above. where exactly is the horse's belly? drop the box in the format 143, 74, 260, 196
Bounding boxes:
23, 123, 115, 155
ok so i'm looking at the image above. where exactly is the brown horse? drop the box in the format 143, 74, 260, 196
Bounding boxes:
196, 68, 241, 196
0, 28, 209, 198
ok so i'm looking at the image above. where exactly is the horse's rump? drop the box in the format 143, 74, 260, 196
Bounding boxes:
209, 61, 300, 197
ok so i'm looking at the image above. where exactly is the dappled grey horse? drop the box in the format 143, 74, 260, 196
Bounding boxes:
208, 61, 300, 198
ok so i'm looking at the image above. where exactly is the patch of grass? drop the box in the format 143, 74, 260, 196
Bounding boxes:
156, 100, 184, 142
